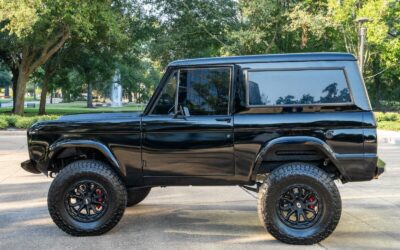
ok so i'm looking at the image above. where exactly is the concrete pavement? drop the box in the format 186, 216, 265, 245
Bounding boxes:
0, 134, 400, 249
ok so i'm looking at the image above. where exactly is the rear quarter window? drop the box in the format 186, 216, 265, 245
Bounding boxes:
247, 69, 352, 106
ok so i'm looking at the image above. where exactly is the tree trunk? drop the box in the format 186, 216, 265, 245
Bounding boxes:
128, 91, 133, 103
13, 68, 29, 115
372, 59, 382, 109
87, 83, 93, 108
33, 83, 36, 100
50, 90, 54, 104
4, 84, 9, 97
11, 67, 18, 113
38, 76, 49, 115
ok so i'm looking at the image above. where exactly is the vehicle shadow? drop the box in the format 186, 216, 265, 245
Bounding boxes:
1, 181, 400, 249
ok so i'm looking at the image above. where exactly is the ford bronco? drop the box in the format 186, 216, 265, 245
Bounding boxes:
22, 53, 384, 245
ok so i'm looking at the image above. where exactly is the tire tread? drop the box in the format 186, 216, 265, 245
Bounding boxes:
257, 162, 341, 245
48, 160, 127, 236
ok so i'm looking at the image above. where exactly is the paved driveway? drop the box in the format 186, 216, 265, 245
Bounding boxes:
0, 133, 399, 249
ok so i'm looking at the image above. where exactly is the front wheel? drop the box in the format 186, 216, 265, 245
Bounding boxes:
258, 162, 341, 245
48, 160, 127, 236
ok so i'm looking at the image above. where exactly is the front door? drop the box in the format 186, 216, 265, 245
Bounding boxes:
142, 67, 234, 182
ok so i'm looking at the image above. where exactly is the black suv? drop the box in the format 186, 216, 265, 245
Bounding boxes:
22, 53, 384, 245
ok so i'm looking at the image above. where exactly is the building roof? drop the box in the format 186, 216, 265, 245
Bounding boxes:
168, 52, 356, 67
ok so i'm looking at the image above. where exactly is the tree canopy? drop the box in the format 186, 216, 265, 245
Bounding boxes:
0, 0, 399, 114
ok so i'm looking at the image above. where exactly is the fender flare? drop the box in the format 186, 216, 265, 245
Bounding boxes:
48, 139, 124, 176
251, 136, 345, 180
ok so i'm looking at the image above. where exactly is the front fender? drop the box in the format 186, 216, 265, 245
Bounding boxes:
48, 139, 123, 176
251, 136, 345, 180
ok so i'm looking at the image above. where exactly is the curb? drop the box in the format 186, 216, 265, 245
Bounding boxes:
0, 129, 27, 136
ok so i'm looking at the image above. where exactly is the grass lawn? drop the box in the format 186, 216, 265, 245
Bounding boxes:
0, 101, 145, 116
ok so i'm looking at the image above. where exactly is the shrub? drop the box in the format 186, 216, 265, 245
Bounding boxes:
36, 115, 59, 122
4, 115, 18, 127
0, 117, 8, 129
374, 112, 399, 122
377, 121, 400, 131
14, 117, 38, 129
0, 115, 59, 129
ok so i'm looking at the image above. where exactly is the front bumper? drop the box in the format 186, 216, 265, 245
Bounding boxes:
21, 160, 41, 174
374, 157, 385, 179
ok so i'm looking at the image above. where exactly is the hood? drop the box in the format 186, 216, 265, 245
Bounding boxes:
29, 112, 142, 135
58, 112, 141, 122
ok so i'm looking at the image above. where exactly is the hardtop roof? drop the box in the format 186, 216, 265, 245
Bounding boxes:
168, 52, 356, 67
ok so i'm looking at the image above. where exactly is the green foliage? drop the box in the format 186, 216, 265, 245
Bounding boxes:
377, 121, 400, 131
0, 0, 132, 114
0, 114, 59, 129
375, 112, 400, 122
14, 117, 36, 129
0, 70, 11, 87
1, 0, 400, 113
0, 116, 8, 129
3, 115, 17, 126
149, 0, 238, 67
374, 112, 400, 131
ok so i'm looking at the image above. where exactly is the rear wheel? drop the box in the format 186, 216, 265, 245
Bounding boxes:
258, 162, 341, 245
48, 160, 127, 236
127, 187, 151, 207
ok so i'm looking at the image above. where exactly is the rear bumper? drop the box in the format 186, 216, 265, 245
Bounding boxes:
374, 157, 385, 179
337, 154, 385, 182
21, 160, 41, 174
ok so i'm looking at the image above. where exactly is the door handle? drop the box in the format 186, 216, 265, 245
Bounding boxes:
215, 118, 231, 122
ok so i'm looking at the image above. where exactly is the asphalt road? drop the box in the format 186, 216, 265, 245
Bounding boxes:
0, 134, 399, 249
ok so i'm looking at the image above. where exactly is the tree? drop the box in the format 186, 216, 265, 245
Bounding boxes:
149, 0, 238, 67
328, 0, 400, 108
0, 0, 126, 115
222, 1, 339, 55
38, 55, 61, 115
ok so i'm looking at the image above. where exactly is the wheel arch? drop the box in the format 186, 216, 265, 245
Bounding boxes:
251, 136, 345, 180
47, 139, 125, 177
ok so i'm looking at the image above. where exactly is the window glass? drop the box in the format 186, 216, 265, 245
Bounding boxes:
152, 71, 177, 115
178, 68, 230, 115
248, 69, 351, 106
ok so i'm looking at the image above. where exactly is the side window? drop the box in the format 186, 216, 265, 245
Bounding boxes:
178, 68, 230, 115
152, 71, 178, 115
248, 69, 351, 106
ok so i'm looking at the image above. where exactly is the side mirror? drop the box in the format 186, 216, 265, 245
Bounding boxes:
173, 105, 190, 118
182, 106, 190, 117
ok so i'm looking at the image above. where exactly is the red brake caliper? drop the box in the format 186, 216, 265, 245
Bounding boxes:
308, 196, 316, 209
95, 189, 103, 210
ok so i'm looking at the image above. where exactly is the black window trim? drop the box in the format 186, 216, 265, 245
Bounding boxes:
148, 69, 179, 115
150, 65, 234, 116
244, 67, 355, 108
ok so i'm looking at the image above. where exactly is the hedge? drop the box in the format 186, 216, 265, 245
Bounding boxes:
0, 115, 59, 129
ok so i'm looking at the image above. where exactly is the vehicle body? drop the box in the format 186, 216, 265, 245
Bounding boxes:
22, 53, 384, 245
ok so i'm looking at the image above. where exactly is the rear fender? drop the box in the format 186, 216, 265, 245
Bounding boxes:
251, 136, 344, 180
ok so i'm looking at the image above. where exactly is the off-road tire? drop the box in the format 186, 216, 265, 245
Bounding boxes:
257, 162, 341, 245
48, 160, 127, 236
127, 187, 151, 207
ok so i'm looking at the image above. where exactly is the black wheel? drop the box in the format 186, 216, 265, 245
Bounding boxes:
258, 162, 341, 245
48, 160, 127, 236
127, 187, 151, 207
